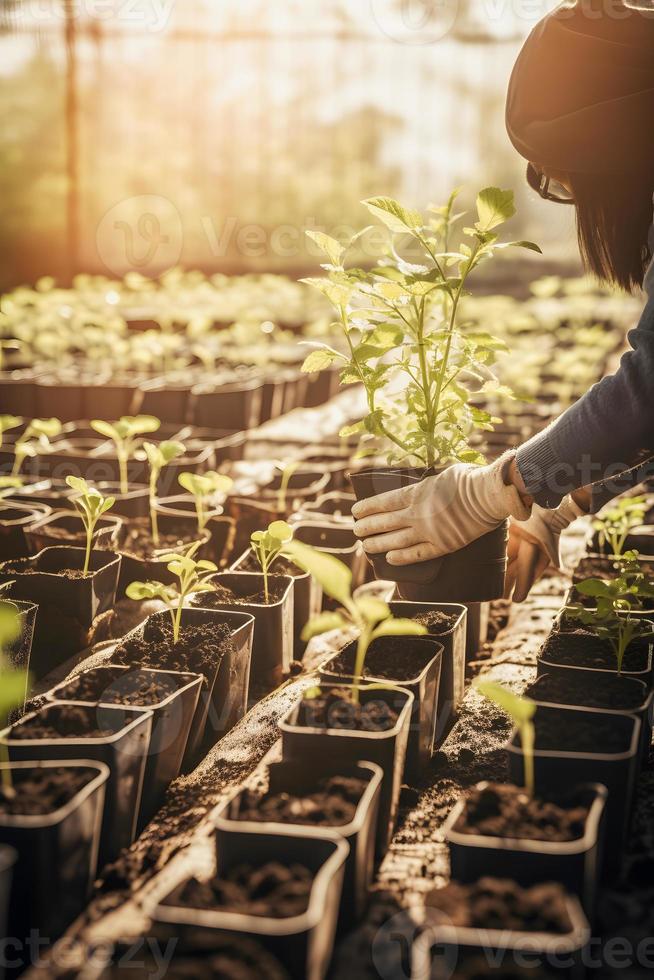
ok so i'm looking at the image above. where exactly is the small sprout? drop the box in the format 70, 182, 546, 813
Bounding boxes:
0, 415, 22, 449
592, 496, 648, 558
250, 520, 294, 604
126, 541, 217, 644
90, 415, 161, 495
11, 418, 62, 477
0, 476, 23, 499
178, 471, 233, 533
142, 440, 185, 547
284, 539, 426, 702
475, 679, 536, 796
275, 460, 300, 513
65, 477, 116, 575
0, 600, 29, 795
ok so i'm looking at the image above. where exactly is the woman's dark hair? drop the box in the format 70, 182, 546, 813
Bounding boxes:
568, 171, 654, 292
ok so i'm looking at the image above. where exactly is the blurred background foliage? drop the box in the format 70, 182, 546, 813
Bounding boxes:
0, 0, 576, 290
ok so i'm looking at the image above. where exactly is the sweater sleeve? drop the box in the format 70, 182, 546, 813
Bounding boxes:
515, 294, 654, 508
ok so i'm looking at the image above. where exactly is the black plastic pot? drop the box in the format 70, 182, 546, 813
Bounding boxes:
24, 509, 122, 556
154, 826, 348, 980
138, 377, 190, 425
41, 437, 116, 483
190, 571, 294, 692
506, 704, 641, 868
214, 759, 383, 929
2, 704, 152, 867
538, 628, 654, 688
0, 501, 51, 562
46, 665, 203, 831
589, 524, 654, 559
230, 548, 322, 655
0, 369, 39, 417
0, 844, 15, 977
0, 760, 108, 956
259, 470, 332, 516
388, 600, 467, 744
5, 600, 37, 696
34, 374, 86, 422
350, 467, 508, 602
116, 514, 210, 595
122, 607, 254, 769
319, 635, 443, 779
295, 491, 356, 524
0, 547, 121, 675
411, 890, 590, 980
189, 376, 263, 431
279, 684, 414, 856
292, 522, 367, 600
96, 482, 150, 519
154, 496, 235, 566
443, 782, 608, 916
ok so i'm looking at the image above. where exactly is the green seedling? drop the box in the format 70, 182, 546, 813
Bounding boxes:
592, 496, 648, 557
0, 476, 23, 499
0, 415, 21, 449
0, 599, 29, 794
65, 476, 116, 575
475, 679, 536, 796
178, 471, 233, 533
90, 415, 161, 494
284, 539, 426, 702
250, 521, 294, 604
566, 559, 654, 674
302, 187, 540, 466
126, 541, 217, 644
142, 441, 185, 547
11, 418, 62, 477
275, 460, 300, 513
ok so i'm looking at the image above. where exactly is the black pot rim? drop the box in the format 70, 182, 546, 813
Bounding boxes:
47, 665, 204, 712
279, 682, 415, 741
0, 759, 109, 827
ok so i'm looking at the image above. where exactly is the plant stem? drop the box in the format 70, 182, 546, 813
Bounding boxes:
83, 525, 92, 576
196, 497, 205, 533
172, 602, 182, 644
118, 450, 129, 496
352, 629, 370, 705
521, 721, 535, 796
263, 560, 269, 604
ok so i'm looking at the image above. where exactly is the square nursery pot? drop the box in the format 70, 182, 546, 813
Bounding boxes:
411, 888, 590, 980
46, 665, 203, 831
389, 600, 467, 744
506, 704, 641, 870
349, 467, 508, 602
0, 760, 108, 954
279, 684, 414, 857
189, 376, 263, 431
295, 491, 356, 523
0, 547, 121, 676
538, 627, 654, 689
258, 470, 331, 515
155, 496, 235, 565
292, 522, 367, 601
574, 551, 654, 583
527, 672, 654, 768
116, 514, 211, 596
443, 781, 608, 916
117, 607, 254, 771
190, 571, 294, 693
154, 826, 348, 980
318, 634, 443, 780
1, 703, 152, 867
214, 759, 383, 929
230, 548, 322, 655
588, 524, 654, 560
0, 844, 14, 971
96, 482, 151, 519
24, 509, 122, 556
138, 377, 191, 425
0, 501, 51, 562
5, 599, 38, 677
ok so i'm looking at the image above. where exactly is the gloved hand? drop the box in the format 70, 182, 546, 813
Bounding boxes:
351, 454, 532, 566
504, 495, 586, 602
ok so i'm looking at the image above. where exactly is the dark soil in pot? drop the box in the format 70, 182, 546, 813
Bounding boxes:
118, 518, 201, 561
112, 615, 232, 692
425, 877, 573, 934
53, 666, 184, 706
568, 583, 654, 614
574, 554, 654, 582
25, 511, 121, 554
8, 704, 118, 740
0, 765, 94, 816
326, 636, 435, 682
411, 608, 460, 635
236, 774, 367, 828
235, 551, 301, 581
98, 940, 290, 980
198, 579, 287, 607
296, 687, 399, 732
526, 672, 649, 712
175, 862, 314, 918
517, 710, 632, 755
451, 783, 589, 843
541, 630, 650, 673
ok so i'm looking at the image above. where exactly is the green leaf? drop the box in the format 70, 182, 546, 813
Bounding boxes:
268, 520, 293, 543
354, 596, 390, 627
306, 230, 345, 267
495, 240, 543, 254
474, 679, 535, 725
363, 197, 423, 235
0, 603, 20, 648
284, 540, 353, 607
301, 348, 337, 373
300, 277, 352, 308
576, 578, 612, 598
372, 618, 428, 639
90, 419, 118, 440
301, 611, 348, 642
475, 187, 516, 232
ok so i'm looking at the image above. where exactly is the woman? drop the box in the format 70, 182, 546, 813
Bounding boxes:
352, 0, 654, 601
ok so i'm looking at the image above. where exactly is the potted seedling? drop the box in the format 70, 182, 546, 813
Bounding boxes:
24, 477, 121, 558
0, 490, 51, 562
7, 417, 62, 478
190, 522, 295, 692
142, 440, 186, 547
279, 541, 418, 853
90, 414, 160, 494
258, 461, 330, 515
0, 415, 21, 449
178, 471, 234, 534
591, 496, 648, 557
302, 188, 540, 602
164, 470, 235, 566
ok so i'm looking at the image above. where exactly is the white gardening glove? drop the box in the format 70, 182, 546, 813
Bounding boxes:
504, 495, 586, 602
351, 454, 531, 566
